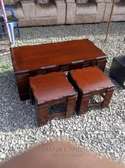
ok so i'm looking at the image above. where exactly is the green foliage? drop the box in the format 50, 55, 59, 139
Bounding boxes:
0, 63, 12, 73
4, 0, 14, 4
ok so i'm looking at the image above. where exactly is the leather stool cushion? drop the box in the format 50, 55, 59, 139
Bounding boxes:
30, 72, 75, 104
71, 67, 114, 94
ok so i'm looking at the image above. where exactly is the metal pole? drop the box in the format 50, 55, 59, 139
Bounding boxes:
104, 0, 115, 42
0, 0, 12, 44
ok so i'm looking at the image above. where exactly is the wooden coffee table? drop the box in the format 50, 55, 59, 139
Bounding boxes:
11, 39, 106, 100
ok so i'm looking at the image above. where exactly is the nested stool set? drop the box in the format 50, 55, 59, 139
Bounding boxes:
29, 66, 115, 126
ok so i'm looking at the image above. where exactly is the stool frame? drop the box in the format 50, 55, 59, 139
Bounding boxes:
34, 95, 77, 126
79, 88, 114, 113
68, 70, 114, 114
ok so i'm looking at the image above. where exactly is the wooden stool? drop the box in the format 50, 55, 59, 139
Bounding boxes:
30, 72, 77, 125
68, 67, 115, 114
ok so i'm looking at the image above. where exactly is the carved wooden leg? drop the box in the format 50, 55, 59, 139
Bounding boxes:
37, 103, 49, 126
101, 89, 114, 108
80, 94, 90, 114
66, 95, 77, 118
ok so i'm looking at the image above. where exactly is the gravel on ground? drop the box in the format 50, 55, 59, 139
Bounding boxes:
0, 22, 125, 163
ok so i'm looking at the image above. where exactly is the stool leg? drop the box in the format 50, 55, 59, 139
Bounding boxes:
101, 89, 114, 108
29, 88, 35, 105
37, 103, 49, 126
66, 96, 76, 118
80, 94, 90, 114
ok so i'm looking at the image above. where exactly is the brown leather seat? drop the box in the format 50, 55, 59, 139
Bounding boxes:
30, 72, 76, 104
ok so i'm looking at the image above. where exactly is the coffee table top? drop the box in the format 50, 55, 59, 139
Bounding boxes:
71, 67, 114, 94
30, 72, 75, 104
11, 39, 106, 73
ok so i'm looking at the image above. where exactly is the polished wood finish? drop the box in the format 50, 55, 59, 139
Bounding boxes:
11, 39, 106, 72
0, 140, 125, 168
69, 67, 115, 113
30, 72, 77, 125
11, 39, 106, 100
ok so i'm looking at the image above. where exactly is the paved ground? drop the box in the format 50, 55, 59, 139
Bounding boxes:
0, 22, 125, 163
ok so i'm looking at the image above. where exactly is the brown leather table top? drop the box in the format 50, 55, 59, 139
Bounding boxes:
0, 140, 124, 168
30, 72, 75, 104
71, 67, 114, 93
11, 39, 106, 73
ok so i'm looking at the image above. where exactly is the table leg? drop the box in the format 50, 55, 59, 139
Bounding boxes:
66, 95, 76, 118
80, 94, 90, 114
101, 89, 114, 108
37, 103, 49, 126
